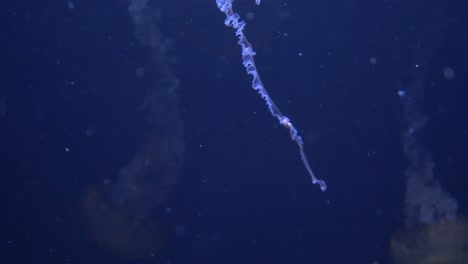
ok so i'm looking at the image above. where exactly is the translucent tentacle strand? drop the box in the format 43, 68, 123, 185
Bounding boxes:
216, 0, 327, 191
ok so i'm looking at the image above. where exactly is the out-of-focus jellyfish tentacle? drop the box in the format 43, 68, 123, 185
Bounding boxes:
81, 0, 184, 259
400, 74, 458, 228
388, 7, 468, 261
391, 69, 467, 264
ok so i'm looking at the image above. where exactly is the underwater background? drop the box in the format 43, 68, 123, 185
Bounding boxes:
1, 0, 467, 263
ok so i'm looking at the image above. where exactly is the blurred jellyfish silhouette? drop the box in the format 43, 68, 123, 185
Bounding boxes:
81, 0, 184, 259
400, 74, 458, 228
390, 73, 467, 263
387, 5, 468, 262
389, 69, 467, 264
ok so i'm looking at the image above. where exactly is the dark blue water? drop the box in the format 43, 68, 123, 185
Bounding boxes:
2, 0, 467, 263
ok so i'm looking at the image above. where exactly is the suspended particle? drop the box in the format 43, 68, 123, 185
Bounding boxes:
136, 67, 145, 78
67, 1, 75, 10
443, 67, 455, 80
85, 129, 94, 137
